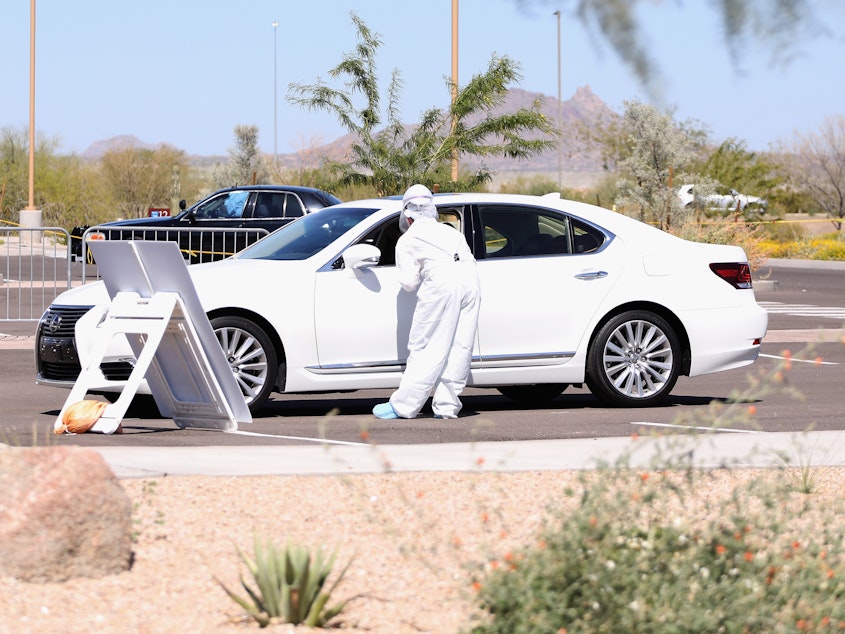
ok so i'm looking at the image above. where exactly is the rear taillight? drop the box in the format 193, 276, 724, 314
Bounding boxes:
710, 262, 752, 289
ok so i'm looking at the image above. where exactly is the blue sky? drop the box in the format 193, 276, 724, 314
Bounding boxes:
2, 1, 843, 157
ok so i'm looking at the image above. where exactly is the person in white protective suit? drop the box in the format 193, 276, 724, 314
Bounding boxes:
372, 184, 481, 419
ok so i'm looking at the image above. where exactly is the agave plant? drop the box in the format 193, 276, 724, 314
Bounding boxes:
219, 534, 351, 628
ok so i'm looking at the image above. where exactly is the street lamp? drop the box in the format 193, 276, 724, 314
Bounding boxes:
554, 10, 562, 191
272, 21, 278, 168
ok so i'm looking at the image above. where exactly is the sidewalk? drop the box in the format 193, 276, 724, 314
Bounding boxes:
92, 428, 845, 479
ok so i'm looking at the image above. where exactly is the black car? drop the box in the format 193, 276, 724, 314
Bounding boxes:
71, 185, 341, 264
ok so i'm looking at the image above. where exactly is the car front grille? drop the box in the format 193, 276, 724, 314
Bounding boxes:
39, 305, 92, 338
36, 305, 92, 381
100, 361, 135, 381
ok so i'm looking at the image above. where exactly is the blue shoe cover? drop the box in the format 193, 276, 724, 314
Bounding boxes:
373, 402, 399, 419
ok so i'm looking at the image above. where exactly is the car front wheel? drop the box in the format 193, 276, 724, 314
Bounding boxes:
210, 316, 278, 414
586, 311, 680, 407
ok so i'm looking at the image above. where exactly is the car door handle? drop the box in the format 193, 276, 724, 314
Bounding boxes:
574, 270, 609, 280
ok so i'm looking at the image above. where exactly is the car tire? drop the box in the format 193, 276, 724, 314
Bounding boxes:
497, 384, 567, 403
210, 315, 278, 414
586, 310, 680, 407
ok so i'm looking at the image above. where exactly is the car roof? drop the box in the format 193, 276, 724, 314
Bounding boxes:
329, 192, 676, 244
211, 184, 335, 194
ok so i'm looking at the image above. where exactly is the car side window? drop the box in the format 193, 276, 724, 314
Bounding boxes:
285, 195, 306, 218
252, 192, 287, 219
355, 207, 466, 267
193, 191, 250, 219
437, 207, 463, 232
478, 205, 571, 259
571, 219, 605, 254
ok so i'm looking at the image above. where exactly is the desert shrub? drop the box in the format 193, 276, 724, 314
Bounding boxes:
672, 220, 767, 272
495, 174, 594, 202
755, 219, 808, 242
467, 467, 845, 634
756, 231, 845, 261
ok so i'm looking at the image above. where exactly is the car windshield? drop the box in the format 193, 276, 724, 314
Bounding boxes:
237, 206, 380, 261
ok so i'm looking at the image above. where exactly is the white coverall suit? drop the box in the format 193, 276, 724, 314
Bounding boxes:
388, 216, 481, 419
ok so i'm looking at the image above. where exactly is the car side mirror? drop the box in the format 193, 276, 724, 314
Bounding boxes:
179, 199, 187, 211
342, 243, 380, 269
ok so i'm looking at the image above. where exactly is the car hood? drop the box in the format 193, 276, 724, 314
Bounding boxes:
53, 258, 306, 311
98, 215, 185, 227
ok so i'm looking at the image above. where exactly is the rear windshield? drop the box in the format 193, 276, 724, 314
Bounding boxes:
236, 207, 379, 261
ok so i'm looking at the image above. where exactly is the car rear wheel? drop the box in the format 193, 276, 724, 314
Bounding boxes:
497, 384, 567, 403
210, 316, 278, 414
586, 311, 680, 407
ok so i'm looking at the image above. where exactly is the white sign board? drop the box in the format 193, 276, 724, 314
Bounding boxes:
56, 241, 252, 433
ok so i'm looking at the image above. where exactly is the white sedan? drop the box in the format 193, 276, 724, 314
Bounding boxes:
36, 193, 768, 413
678, 184, 768, 213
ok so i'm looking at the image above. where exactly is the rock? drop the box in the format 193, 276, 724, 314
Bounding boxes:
0, 445, 133, 583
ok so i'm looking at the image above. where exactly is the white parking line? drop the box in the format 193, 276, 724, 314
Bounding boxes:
227, 429, 369, 446
631, 421, 761, 434
759, 353, 838, 365
758, 301, 845, 320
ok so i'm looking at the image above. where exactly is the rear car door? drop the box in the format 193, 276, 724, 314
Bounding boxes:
473, 203, 621, 369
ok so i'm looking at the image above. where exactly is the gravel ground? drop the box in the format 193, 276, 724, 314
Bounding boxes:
1, 467, 843, 633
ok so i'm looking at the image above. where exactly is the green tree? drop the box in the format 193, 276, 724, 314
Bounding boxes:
694, 138, 777, 191
100, 144, 188, 219
612, 100, 701, 228
689, 138, 783, 212
37, 154, 112, 229
211, 124, 271, 188
287, 13, 555, 196
0, 127, 31, 222
0, 127, 82, 227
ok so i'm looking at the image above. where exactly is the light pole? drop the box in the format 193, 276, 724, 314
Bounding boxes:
554, 10, 562, 191
20, 0, 42, 244
272, 21, 278, 168
28, 0, 37, 211
450, 0, 459, 183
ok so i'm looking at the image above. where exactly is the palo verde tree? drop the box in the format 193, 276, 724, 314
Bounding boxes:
287, 12, 555, 196
513, 0, 830, 95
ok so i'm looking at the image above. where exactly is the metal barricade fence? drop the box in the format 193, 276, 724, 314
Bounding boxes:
1, 227, 72, 322
79, 226, 270, 282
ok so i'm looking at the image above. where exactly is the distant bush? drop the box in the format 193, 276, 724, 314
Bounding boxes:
672, 220, 768, 272
758, 232, 845, 261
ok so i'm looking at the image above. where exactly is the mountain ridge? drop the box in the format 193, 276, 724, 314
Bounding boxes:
82, 85, 614, 178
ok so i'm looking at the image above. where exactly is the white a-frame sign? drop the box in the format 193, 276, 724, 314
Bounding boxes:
56, 241, 252, 434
